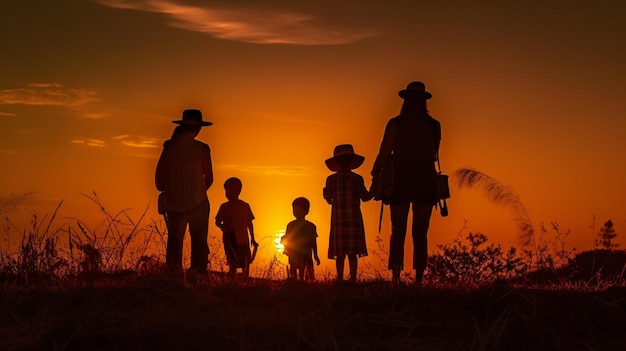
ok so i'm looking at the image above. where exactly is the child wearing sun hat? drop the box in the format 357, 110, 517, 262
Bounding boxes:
323, 144, 373, 283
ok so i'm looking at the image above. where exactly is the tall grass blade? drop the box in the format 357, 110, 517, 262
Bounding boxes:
454, 168, 536, 250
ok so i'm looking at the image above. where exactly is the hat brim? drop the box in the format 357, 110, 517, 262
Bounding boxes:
398, 90, 432, 100
172, 120, 213, 126
325, 154, 365, 172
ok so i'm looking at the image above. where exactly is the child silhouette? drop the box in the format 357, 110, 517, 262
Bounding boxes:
215, 177, 258, 278
281, 197, 320, 282
323, 144, 373, 283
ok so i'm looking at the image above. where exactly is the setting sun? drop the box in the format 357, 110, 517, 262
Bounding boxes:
274, 230, 285, 254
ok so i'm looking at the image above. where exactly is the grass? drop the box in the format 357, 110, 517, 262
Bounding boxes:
1, 275, 625, 350
1, 192, 626, 350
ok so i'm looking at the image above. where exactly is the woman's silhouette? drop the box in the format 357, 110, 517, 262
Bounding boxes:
371, 81, 442, 285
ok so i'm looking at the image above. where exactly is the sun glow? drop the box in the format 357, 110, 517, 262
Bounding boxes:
274, 230, 285, 254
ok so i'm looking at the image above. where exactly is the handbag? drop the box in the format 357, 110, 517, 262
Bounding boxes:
372, 156, 395, 204
157, 191, 167, 214
372, 119, 398, 205
436, 151, 450, 217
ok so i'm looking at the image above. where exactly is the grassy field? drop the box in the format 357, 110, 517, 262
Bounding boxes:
1, 273, 625, 351
2, 193, 625, 350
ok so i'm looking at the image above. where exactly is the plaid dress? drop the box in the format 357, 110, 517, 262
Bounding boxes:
324, 171, 370, 259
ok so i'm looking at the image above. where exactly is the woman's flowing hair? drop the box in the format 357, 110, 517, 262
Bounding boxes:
400, 98, 428, 115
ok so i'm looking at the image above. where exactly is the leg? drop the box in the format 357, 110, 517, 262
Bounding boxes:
412, 204, 433, 284
305, 264, 312, 282
243, 263, 250, 278
389, 203, 410, 283
336, 254, 346, 281
298, 265, 305, 281
224, 232, 239, 277
289, 264, 297, 280
165, 210, 187, 272
348, 254, 358, 283
188, 200, 209, 274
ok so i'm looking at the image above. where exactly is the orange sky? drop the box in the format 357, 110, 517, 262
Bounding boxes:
1, 0, 625, 276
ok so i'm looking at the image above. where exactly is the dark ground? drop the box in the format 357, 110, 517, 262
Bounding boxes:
1, 274, 625, 351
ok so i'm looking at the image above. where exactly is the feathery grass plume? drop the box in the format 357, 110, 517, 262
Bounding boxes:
454, 168, 536, 251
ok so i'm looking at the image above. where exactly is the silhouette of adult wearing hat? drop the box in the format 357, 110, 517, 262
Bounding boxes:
155, 109, 214, 276
371, 82, 441, 285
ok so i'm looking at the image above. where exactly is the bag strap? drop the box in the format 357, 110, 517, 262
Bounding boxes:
433, 121, 447, 214
378, 118, 399, 233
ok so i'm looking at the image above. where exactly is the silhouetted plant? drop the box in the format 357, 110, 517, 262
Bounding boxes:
363, 234, 392, 281
454, 167, 536, 253
529, 221, 575, 273
75, 242, 102, 275
249, 233, 289, 280
2, 191, 623, 288
564, 249, 626, 285
597, 220, 619, 250
69, 191, 158, 272
428, 232, 526, 286
1, 200, 69, 283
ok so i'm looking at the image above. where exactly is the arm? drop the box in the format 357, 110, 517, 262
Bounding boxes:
203, 145, 214, 189
434, 118, 442, 162
248, 220, 258, 247
323, 176, 333, 204
247, 204, 258, 246
215, 207, 224, 231
155, 146, 168, 191
358, 175, 374, 202
312, 237, 320, 265
371, 119, 396, 177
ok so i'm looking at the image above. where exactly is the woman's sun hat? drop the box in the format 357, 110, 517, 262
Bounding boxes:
172, 109, 213, 126
398, 81, 432, 100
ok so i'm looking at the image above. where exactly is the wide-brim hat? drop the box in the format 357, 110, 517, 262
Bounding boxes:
398, 81, 432, 100
325, 144, 365, 171
172, 109, 213, 127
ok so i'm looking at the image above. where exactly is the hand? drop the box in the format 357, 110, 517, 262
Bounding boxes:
251, 240, 259, 247
314, 256, 321, 265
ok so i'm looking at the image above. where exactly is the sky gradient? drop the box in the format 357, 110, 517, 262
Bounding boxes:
2, 0, 625, 274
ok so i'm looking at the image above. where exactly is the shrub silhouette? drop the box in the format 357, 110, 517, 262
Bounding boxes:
428, 232, 526, 286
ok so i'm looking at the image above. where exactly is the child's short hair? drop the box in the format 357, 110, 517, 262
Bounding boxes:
224, 177, 242, 193
292, 197, 310, 213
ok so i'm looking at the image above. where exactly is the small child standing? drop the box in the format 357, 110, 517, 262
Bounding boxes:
281, 197, 320, 282
323, 144, 373, 283
215, 177, 258, 278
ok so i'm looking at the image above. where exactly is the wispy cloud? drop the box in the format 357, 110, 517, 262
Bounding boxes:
83, 112, 108, 119
114, 135, 161, 148
0, 148, 19, 154
0, 112, 16, 117
0, 83, 97, 107
96, 0, 374, 45
71, 139, 106, 148
218, 164, 309, 176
